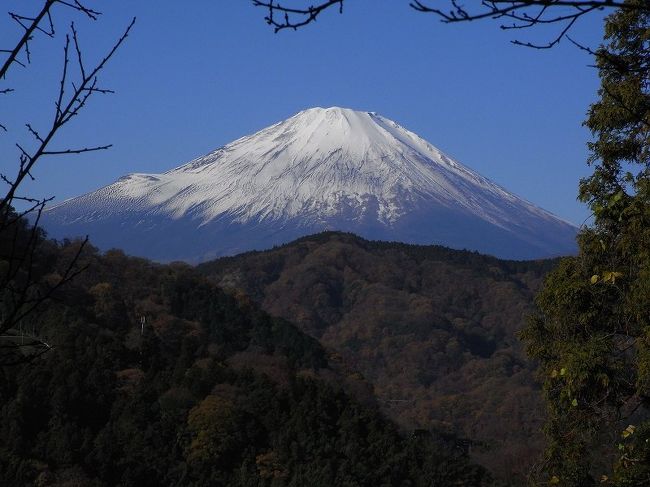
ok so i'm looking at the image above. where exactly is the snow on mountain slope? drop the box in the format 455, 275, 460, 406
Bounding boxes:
42, 107, 577, 262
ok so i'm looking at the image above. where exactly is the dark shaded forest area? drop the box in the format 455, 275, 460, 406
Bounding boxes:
199, 232, 558, 482
0, 219, 490, 486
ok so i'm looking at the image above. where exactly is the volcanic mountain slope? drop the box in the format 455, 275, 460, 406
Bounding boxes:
198, 232, 559, 482
43, 107, 576, 262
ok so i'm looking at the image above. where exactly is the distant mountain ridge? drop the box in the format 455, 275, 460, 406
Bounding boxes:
42, 107, 577, 262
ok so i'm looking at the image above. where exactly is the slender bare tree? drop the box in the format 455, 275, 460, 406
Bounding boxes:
0, 1, 135, 365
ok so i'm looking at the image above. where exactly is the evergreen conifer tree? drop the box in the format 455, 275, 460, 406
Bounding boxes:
521, 1, 650, 484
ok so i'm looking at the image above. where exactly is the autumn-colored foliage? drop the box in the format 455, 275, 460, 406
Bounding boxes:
199, 231, 558, 482
0, 226, 490, 486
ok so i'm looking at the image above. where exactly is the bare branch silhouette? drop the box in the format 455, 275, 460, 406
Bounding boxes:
253, 0, 344, 32
0, 2, 135, 365
1, 0, 100, 82
252, 1, 650, 48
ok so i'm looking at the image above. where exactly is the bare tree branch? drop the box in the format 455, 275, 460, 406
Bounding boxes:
252, 1, 650, 48
42, 144, 112, 155
0, 3, 135, 365
1, 0, 56, 81
0, 16, 136, 217
252, 0, 344, 32
1, 0, 101, 83
410, 0, 626, 49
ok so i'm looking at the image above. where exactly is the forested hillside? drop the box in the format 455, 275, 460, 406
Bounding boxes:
199, 232, 559, 482
0, 229, 490, 486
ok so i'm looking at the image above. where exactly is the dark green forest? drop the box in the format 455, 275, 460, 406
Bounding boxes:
0, 222, 490, 486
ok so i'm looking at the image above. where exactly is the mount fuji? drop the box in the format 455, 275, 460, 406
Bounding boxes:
42, 107, 577, 262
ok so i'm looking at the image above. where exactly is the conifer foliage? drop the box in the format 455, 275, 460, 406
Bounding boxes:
521, 1, 650, 484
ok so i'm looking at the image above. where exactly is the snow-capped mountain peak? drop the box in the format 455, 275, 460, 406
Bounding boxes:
43, 107, 577, 262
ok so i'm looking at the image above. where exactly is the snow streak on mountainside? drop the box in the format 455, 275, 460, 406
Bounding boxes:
42, 107, 577, 262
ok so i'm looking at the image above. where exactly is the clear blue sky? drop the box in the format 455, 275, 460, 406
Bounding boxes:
2, 0, 608, 225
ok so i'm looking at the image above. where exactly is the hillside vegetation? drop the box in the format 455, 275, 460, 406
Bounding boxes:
0, 229, 490, 486
199, 232, 559, 481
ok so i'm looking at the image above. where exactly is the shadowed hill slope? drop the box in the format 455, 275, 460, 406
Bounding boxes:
199, 232, 559, 482
0, 224, 490, 486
